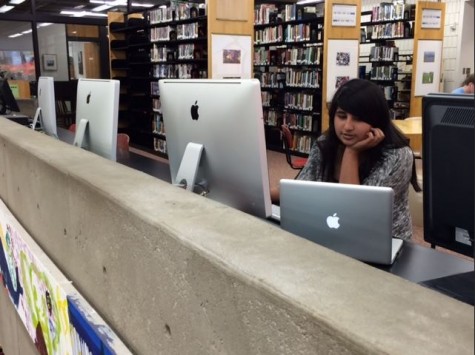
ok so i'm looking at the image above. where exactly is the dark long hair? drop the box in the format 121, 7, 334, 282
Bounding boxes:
319, 79, 420, 191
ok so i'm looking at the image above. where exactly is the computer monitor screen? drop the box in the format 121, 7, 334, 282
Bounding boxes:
422, 93, 474, 257
33, 76, 58, 137
73, 78, 120, 161
0, 77, 20, 114
159, 79, 272, 218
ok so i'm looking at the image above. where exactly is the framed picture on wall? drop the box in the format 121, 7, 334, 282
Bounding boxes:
42, 54, 57, 71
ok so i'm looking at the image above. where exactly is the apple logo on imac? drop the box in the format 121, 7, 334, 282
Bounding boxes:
86, 91, 91, 104
326, 213, 340, 229
191, 101, 199, 120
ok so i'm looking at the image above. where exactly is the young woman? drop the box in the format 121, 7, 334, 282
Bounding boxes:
275, 78, 420, 240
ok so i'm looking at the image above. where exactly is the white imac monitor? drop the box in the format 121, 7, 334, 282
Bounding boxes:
32, 76, 58, 137
73, 78, 120, 161
159, 79, 272, 219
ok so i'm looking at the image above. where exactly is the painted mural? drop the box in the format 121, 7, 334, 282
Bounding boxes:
0, 199, 124, 354
0, 213, 73, 353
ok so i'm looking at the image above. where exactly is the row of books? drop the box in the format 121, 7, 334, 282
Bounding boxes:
283, 112, 314, 132
263, 109, 279, 126
369, 45, 399, 62
364, 22, 412, 40
152, 112, 166, 135
371, 1, 405, 22
287, 134, 313, 154
258, 68, 320, 89
151, 45, 168, 62
255, 24, 321, 45
285, 69, 320, 88
380, 85, 397, 100
151, 44, 202, 62
284, 92, 314, 111
152, 98, 161, 112
149, 3, 202, 24
150, 26, 173, 42
254, 3, 323, 25
262, 110, 315, 134
254, 46, 322, 66
149, 7, 174, 24
370, 65, 398, 81
152, 63, 202, 79
153, 137, 167, 154
150, 23, 201, 42
150, 81, 159, 96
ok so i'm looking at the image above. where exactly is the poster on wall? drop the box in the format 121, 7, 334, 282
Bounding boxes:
0, 198, 126, 354
211, 34, 252, 79
326, 39, 359, 100
0, 199, 73, 354
414, 40, 442, 96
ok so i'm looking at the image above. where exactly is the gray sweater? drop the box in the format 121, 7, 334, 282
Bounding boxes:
297, 137, 414, 240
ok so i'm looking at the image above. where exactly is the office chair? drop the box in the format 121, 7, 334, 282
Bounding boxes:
116, 132, 131, 159
281, 124, 307, 170
116, 133, 130, 152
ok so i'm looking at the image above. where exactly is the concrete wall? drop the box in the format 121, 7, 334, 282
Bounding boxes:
0, 118, 473, 355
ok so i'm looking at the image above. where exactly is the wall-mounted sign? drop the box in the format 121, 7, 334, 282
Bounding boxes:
332, 4, 357, 27
421, 9, 442, 29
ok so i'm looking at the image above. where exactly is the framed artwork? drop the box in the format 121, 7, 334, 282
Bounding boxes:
211, 34, 252, 79
414, 40, 442, 96
42, 54, 57, 71
326, 39, 359, 100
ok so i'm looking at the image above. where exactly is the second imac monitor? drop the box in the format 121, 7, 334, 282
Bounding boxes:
74, 78, 120, 161
33, 76, 58, 137
159, 79, 272, 219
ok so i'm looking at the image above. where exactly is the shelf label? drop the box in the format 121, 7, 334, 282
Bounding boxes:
332, 4, 357, 27
421, 9, 442, 29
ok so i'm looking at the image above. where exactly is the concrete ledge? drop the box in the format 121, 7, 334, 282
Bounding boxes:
0, 118, 473, 354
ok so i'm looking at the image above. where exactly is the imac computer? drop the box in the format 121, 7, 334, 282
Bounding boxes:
31, 76, 58, 137
159, 79, 272, 219
422, 93, 474, 257
0, 77, 20, 115
73, 78, 120, 161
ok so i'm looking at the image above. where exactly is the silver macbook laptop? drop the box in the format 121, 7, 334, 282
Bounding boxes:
279, 179, 403, 265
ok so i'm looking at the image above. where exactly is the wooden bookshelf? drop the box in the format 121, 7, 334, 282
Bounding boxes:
108, 0, 255, 156
254, 2, 324, 156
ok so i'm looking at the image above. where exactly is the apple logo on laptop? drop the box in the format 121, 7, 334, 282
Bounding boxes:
191, 101, 199, 120
86, 91, 91, 104
326, 213, 340, 229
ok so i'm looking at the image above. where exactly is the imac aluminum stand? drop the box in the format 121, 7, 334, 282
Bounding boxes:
31, 107, 42, 130
174, 142, 204, 192
73, 118, 89, 149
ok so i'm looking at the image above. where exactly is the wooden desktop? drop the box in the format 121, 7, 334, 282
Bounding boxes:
393, 117, 422, 155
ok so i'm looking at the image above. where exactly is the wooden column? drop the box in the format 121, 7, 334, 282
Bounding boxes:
322, 0, 361, 131
409, 1, 445, 117
206, 0, 254, 78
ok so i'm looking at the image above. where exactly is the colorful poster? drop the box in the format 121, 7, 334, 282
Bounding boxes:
0, 199, 127, 354
0, 202, 73, 354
